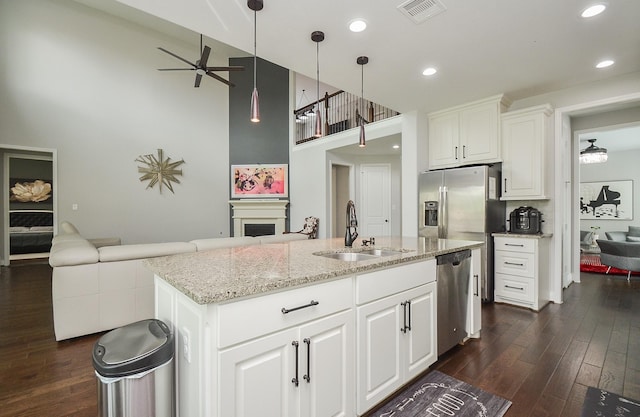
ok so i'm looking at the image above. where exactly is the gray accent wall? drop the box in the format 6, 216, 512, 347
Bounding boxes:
228, 57, 291, 234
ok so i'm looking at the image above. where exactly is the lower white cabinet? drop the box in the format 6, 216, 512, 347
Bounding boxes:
355, 261, 437, 414
467, 248, 482, 338
494, 235, 550, 311
218, 309, 354, 417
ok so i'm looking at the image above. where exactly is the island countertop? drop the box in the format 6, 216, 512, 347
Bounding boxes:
144, 237, 483, 305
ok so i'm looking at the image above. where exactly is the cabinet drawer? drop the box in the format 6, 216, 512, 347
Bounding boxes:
356, 259, 436, 305
494, 237, 535, 253
217, 278, 352, 348
495, 251, 535, 278
495, 273, 534, 303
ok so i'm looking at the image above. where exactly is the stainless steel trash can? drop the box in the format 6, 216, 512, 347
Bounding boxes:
93, 319, 174, 417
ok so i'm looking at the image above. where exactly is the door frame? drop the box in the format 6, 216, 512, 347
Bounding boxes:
554, 91, 640, 302
2, 145, 57, 265
329, 160, 355, 239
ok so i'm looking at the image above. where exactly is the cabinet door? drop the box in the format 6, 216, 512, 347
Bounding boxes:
356, 292, 403, 414
403, 282, 437, 381
299, 310, 355, 417
428, 111, 460, 169
467, 248, 482, 338
218, 328, 299, 417
459, 102, 500, 163
501, 107, 550, 199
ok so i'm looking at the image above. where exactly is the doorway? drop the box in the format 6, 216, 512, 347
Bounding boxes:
2, 146, 56, 265
555, 92, 640, 301
331, 163, 352, 238
359, 164, 391, 237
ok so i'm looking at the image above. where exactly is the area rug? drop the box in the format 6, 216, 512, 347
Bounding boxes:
580, 254, 640, 276
580, 386, 640, 416
372, 370, 511, 417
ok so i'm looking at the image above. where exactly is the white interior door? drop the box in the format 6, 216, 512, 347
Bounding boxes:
360, 164, 391, 237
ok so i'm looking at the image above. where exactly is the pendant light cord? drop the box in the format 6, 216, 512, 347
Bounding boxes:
316, 42, 320, 113
253, 8, 257, 89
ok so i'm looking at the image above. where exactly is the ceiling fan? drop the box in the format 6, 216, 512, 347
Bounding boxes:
157, 34, 244, 88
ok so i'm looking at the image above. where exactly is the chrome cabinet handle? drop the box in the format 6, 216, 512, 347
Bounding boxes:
303, 338, 311, 383
282, 300, 319, 314
291, 341, 299, 387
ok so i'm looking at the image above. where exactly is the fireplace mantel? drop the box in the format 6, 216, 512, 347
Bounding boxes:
229, 200, 289, 237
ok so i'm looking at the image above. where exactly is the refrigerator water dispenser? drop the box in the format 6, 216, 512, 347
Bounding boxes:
424, 201, 438, 226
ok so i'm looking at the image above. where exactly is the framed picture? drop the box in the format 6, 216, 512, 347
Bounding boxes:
9, 178, 53, 203
231, 164, 288, 198
580, 180, 633, 220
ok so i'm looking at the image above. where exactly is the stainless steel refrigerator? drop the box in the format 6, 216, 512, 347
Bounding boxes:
418, 165, 506, 302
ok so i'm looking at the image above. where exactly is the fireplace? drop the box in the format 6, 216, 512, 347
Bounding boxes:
244, 223, 276, 237
229, 200, 289, 237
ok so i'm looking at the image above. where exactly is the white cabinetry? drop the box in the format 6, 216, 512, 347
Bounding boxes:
218, 278, 354, 417
467, 248, 482, 338
428, 95, 509, 169
501, 104, 553, 200
355, 260, 437, 414
494, 236, 550, 311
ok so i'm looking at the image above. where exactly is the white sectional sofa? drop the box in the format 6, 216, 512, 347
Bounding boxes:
49, 222, 308, 341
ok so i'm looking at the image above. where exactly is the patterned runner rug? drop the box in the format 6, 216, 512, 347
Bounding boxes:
580, 254, 640, 276
372, 370, 511, 417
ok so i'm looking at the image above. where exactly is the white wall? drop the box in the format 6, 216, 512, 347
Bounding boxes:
579, 149, 640, 235
0, 1, 232, 243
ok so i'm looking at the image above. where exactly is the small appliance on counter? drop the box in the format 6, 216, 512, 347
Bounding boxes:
508, 206, 543, 234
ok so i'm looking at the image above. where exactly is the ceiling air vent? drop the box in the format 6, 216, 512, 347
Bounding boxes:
397, 0, 447, 23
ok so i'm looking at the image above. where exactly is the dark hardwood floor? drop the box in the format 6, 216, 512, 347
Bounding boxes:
1, 260, 639, 416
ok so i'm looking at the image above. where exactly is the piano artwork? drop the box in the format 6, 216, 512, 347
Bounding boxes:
584, 185, 621, 217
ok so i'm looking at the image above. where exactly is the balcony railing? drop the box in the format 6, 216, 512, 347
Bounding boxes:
294, 90, 400, 145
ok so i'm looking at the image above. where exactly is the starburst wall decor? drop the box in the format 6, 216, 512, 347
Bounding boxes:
135, 149, 185, 194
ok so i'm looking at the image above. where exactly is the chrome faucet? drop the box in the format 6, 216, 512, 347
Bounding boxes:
345, 200, 359, 247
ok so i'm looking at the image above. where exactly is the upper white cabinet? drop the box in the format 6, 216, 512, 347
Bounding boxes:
428, 95, 510, 169
501, 104, 553, 200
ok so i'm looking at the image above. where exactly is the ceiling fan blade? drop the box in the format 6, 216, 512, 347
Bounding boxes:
157, 68, 195, 71
205, 71, 235, 87
157, 47, 197, 68
200, 46, 211, 68
206, 66, 245, 72
194, 73, 203, 88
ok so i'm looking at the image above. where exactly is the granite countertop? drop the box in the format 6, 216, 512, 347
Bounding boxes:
144, 237, 483, 305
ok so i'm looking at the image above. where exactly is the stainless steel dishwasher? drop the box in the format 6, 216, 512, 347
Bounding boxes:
436, 250, 471, 356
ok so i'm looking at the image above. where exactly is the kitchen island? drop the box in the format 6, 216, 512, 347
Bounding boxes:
146, 236, 483, 417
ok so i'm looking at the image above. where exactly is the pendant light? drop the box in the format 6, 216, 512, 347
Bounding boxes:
357, 56, 369, 147
580, 138, 608, 164
248, 0, 263, 123
311, 31, 324, 138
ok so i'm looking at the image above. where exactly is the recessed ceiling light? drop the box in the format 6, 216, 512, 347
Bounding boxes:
581, 4, 607, 18
349, 19, 367, 32
596, 59, 614, 68
422, 67, 437, 76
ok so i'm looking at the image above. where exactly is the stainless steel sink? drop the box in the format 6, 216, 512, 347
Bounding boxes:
359, 249, 404, 257
319, 252, 378, 262
315, 248, 404, 262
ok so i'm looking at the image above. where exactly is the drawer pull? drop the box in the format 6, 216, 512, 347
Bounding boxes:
303, 338, 311, 383
400, 301, 412, 333
505, 284, 524, 291
505, 243, 525, 247
292, 341, 299, 387
504, 262, 524, 267
473, 274, 479, 297
281, 300, 319, 314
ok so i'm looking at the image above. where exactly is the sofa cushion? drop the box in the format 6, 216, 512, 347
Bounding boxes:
60, 221, 80, 234
605, 231, 628, 242
98, 242, 196, 262
628, 226, 640, 237
626, 236, 640, 243
49, 238, 100, 267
